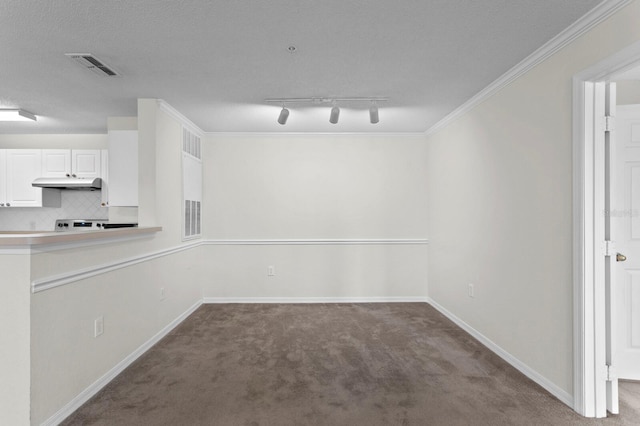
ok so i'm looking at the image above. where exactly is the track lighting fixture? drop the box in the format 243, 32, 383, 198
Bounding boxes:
277, 106, 289, 125
265, 97, 387, 125
329, 105, 340, 124
369, 102, 379, 124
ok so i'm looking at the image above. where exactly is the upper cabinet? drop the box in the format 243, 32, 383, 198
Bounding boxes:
1, 149, 60, 208
107, 131, 138, 206
42, 149, 101, 178
0, 150, 6, 207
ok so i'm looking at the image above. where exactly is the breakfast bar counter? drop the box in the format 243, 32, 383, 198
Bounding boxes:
0, 226, 162, 247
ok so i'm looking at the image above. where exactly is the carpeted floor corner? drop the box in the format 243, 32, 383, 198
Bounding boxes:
61, 303, 640, 425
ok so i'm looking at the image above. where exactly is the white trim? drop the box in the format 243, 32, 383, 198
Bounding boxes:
204, 297, 429, 304
156, 99, 204, 137
205, 132, 427, 137
572, 38, 640, 417
31, 242, 200, 293
202, 238, 429, 246
41, 300, 202, 426
29, 238, 428, 293
427, 298, 574, 408
425, 0, 632, 137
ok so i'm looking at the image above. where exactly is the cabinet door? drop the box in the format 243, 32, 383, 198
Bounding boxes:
0, 150, 6, 205
72, 150, 101, 178
6, 149, 42, 207
101, 149, 109, 206
108, 131, 138, 206
42, 149, 72, 177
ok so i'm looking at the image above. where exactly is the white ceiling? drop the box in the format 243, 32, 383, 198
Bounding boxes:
0, 0, 602, 134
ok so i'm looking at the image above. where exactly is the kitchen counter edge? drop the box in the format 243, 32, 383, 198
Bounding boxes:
0, 227, 163, 246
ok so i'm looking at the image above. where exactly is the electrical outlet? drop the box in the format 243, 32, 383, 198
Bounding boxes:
160, 287, 165, 300
267, 265, 275, 276
94, 316, 104, 337
468, 283, 474, 298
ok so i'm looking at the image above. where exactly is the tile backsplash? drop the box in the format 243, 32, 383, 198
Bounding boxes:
0, 191, 107, 231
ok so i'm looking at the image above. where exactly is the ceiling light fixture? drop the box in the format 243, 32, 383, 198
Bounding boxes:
329, 104, 340, 124
0, 109, 37, 122
369, 102, 379, 124
265, 97, 387, 125
277, 106, 289, 125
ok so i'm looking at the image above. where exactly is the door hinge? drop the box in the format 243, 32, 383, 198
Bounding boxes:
606, 364, 617, 381
605, 115, 615, 132
604, 240, 615, 256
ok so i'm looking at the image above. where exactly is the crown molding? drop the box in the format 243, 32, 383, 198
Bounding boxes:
424, 0, 633, 137
156, 99, 204, 137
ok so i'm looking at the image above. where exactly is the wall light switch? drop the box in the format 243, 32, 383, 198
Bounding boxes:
468, 283, 474, 298
160, 287, 165, 300
267, 266, 275, 276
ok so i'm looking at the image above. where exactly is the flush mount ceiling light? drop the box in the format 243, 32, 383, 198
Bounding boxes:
0, 109, 37, 122
265, 97, 387, 125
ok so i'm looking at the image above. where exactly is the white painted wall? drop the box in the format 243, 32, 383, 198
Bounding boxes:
201, 133, 429, 300
28, 101, 203, 424
0, 254, 31, 426
426, 1, 640, 398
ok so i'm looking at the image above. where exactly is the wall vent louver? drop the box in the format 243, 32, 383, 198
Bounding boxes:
182, 128, 201, 159
65, 53, 119, 77
184, 200, 201, 238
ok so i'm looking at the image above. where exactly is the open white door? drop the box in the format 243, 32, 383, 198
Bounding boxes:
613, 103, 640, 387
603, 82, 618, 415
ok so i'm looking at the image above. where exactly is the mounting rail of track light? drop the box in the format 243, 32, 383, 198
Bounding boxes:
265, 97, 388, 125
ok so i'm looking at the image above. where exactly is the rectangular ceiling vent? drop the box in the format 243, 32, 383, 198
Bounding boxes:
65, 53, 119, 77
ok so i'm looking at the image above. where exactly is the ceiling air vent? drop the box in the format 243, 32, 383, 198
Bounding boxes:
65, 53, 119, 77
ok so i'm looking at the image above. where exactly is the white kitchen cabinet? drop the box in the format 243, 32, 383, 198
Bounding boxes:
100, 149, 109, 206
0, 150, 6, 207
3, 149, 60, 207
108, 130, 138, 206
42, 149, 101, 178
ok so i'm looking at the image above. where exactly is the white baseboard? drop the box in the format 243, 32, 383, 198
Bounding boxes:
203, 296, 429, 304
427, 298, 574, 408
42, 300, 203, 426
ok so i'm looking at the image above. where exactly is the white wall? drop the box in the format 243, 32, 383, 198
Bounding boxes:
0, 254, 31, 426
28, 101, 203, 424
201, 133, 429, 299
426, 1, 640, 398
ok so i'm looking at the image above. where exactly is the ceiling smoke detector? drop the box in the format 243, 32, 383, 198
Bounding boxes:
65, 53, 120, 77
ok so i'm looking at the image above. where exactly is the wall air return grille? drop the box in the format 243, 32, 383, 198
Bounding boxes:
182, 126, 203, 240
65, 53, 120, 77
184, 200, 201, 238
182, 128, 201, 159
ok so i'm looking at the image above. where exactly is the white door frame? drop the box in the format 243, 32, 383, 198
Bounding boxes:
573, 39, 640, 417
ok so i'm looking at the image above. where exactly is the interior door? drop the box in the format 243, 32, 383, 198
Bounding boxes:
613, 103, 640, 383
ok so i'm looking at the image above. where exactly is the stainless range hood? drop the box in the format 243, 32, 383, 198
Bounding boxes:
32, 177, 102, 190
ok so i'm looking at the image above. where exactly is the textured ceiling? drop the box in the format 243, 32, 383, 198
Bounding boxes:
0, 0, 602, 134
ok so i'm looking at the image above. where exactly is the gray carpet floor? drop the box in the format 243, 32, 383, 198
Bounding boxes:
62, 303, 640, 425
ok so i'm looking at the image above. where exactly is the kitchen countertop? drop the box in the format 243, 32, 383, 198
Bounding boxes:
0, 227, 162, 246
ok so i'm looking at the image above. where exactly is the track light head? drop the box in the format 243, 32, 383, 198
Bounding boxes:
329, 105, 340, 124
369, 104, 379, 124
277, 107, 289, 125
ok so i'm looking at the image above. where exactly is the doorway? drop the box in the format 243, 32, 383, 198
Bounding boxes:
573, 40, 640, 418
